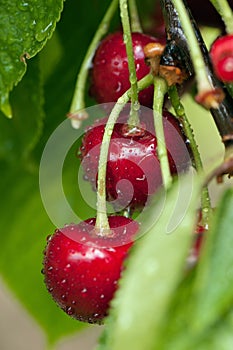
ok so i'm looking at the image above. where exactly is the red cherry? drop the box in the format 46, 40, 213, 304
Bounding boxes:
90, 32, 165, 107
210, 34, 233, 82
80, 110, 190, 211
43, 216, 139, 324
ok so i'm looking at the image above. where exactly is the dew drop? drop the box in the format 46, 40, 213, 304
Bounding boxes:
18, 1, 29, 11
46, 234, 52, 242
81, 288, 87, 294
129, 73, 137, 85
35, 22, 53, 42
61, 294, 67, 301
48, 287, 54, 292
41, 268, 45, 275
66, 306, 74, 316
30, 19, 36, 29
133, 101, 140, 111
115, 81, 122, 93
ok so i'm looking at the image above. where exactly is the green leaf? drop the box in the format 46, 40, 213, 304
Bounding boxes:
148, 187, 233, 350
0, 163, 88, 345
100, 174, 202, 350
0, 0, 64, 117
0, 56, 44, 165
190, 187, 233, 331
195, 309, 233, 350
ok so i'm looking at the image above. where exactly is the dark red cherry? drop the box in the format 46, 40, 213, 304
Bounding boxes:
80, 110, 190, 211
43, 216, 139, 324
90, 32, 165, 107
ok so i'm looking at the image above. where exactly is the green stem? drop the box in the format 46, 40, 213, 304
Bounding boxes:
95, 73, 154, 233
128, 0, 143, 32
168, 85, 212, 227
153, 77, 172, 189
209, 0, 233, 34
171, 0, 213, 94
68, 0, 118, 128
119, 0, 140, 126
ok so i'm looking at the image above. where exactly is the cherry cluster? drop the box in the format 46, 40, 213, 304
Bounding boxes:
42, 0, 233, 325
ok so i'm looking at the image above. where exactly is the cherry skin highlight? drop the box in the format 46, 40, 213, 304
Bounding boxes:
80, 110, 190, 212
43, 216, 139, 324
90, 31, 165, 107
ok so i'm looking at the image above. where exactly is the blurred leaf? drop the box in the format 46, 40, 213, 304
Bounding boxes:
0, 163, 88, 345
191, 187, 233, 331
99, 174, 202, 350
195, 309, 233, 350
0, 0, 64, 117
0, 56, 44, 165
149, 187, 233, 350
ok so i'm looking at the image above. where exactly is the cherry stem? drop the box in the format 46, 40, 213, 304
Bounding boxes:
171, 0, 214, 97
168, 85, 212, 227
209, 0, 233, 34
68, 0, 118, 129
128, 0, 143, 33
95, 73, 154, 233
153, 77, 172, 189
119, 0, 140, 126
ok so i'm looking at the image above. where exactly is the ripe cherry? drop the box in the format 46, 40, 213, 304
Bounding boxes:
80, 110, 190, 212
43, 216, 139, 324
90, 32, 165, 107
210, 34, 233, 82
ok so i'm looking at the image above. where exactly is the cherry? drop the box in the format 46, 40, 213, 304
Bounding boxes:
90, 32, 165, 107
210, 34, 233, 82
43, 216, 139, 324
80, 110, 190, 211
